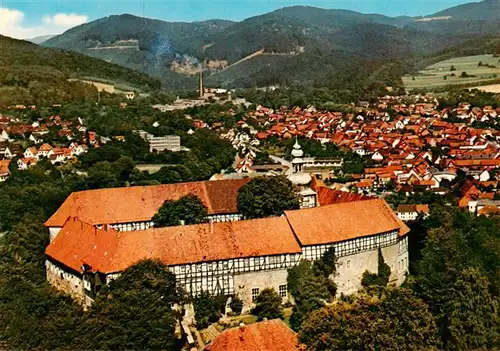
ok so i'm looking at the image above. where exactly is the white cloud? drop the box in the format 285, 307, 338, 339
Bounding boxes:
0, 7, 88, 39
42, 13, 88, 27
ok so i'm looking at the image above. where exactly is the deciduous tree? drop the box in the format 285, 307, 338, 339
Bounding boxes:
299, 288, 440, 350
287, 250, 337, 331
72, 259, 183, 350
193, 292, 226, 329
237, 176, 300, 219
446, 268, 500, 350
411, 205, 500, 349
153, 195, 208, 227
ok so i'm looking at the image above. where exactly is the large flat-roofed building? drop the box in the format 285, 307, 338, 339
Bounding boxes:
135, 130, 190, 152
149, 135, 189, 152
45, 184, 410, 309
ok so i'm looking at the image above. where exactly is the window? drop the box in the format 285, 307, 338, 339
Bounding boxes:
346, 260, 351, 268
279, 284, 287, 298
83, 279, 91, 291
251, 288, 260, 302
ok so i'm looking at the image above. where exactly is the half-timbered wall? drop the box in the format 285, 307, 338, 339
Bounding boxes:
302, 230, 399, 261
300, 194, 317, 208
98, 213, 243, 233
47, 227, 409, 310
207, 213, 243, 223
168, 253, 301, 296
107, 221, 154, 232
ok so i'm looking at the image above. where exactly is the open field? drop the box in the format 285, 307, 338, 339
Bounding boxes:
403, 54, 500, 90
67, 78, 137, 94
469, 84, 500, 93
136, 164, 168, 174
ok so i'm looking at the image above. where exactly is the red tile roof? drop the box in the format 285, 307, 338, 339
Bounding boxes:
205, 320, 301, 351
397, 204, 429, 214
45, 216, 301, 274
316, 187, 373, 206
45, 179, 251, 227
285, 199, 409, 246
478, 205, 500, 216
0, 159, 10, 176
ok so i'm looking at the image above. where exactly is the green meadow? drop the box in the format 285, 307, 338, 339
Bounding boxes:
403, 54, 500, 89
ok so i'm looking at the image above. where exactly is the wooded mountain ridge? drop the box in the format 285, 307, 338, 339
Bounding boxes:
34, 0, 500, 89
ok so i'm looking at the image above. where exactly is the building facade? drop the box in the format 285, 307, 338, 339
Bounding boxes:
45, 195, 410, 310
45, 178, 252, 241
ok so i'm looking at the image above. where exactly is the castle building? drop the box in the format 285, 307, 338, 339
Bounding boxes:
45, 178, 410, 309
44, 178, 251, 242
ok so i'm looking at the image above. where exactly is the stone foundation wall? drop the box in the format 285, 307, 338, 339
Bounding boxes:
45, 260, 93, 308
335, 249, 378, 296
334, 241, 407, 296
233, 269, 290, 313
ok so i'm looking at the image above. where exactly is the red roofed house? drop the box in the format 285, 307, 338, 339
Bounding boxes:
23, 146, 38, 159
396, 204, 430, 221
37, 143, 53, 158
45, 183, 410, 308
0, 159, 10, 182
205, 319, 301, 351
17, 157, 37, 170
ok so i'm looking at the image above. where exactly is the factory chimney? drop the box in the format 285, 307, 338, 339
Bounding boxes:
198, 70, 204, 99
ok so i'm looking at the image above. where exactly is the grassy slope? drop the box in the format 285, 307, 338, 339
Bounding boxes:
404, 55, 500, 89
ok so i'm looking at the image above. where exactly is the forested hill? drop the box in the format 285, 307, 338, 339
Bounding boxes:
42, 1, 500, 90
42, 11, 468, 90
429, 0, 500, 22
0, 35, 161, 105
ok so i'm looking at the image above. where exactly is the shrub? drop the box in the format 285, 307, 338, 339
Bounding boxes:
229, 296, 243, 315
194, 293, 226, 329
251, 288, 283, 321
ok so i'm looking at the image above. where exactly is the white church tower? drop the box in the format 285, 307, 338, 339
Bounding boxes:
287, 138, 317, 208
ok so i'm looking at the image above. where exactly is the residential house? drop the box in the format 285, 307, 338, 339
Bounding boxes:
24, 147, 38, 159
37, 143, 53, 158
0, 159, 10, 181
205, 320, 301, 351
17, 157, 37, 170
397, 204, 430, 221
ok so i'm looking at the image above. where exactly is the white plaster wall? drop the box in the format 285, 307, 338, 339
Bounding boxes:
48, 227, 61, 242
233, 269, 289, 313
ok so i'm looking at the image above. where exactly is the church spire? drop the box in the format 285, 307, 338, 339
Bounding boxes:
291, 137, 304, 158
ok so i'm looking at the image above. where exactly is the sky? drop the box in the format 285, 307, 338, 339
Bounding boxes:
1, 0, 477, 39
